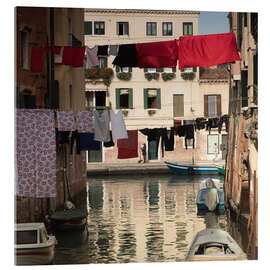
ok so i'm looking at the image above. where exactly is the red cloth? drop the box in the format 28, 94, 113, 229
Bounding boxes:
72, 46, 86, 67
117, 130, 138, 159
62, 46, 74, 65
62, 46, 86, 67
44, 46, 62, 55
136, 40, 178, 68
30, 47, 45, 73
178, 32, 241, 69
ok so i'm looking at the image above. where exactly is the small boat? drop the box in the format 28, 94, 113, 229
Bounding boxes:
165, 161, 220, 175
199, 178, 224, 190
186, 228, 247, 261
15, 223, 57, 265
197, 179, 224, 212
216, 165, 225, 175
51, 208, 88, 232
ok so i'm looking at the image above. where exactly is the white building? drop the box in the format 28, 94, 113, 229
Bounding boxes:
84, 8, 229, 163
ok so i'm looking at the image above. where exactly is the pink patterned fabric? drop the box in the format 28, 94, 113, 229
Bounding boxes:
76, 110, 94, 133
16, 109, 57, 198
57, 111, 75, 131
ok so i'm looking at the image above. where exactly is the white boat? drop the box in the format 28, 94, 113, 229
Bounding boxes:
186, 228, 247, 261
15, 223, 57, 265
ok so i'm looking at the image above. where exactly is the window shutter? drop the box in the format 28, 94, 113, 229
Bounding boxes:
144, 68, 148, 73
144, 89, 148, 109
116, 88, 120, 109
116, 66, 120, 72
172, 67, 176, 72
157, 68, 163, 72
253, 54, 258, 86
193, 67, 197, 72
127, 23, 129, 35
128, 88, 133, 109
217, 95, 222, 116
204, 95, 208, 117
157, 88, 161, 109
128, 67, 132, 72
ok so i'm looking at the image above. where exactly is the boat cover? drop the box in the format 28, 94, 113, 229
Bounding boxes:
204, 188, 219, 211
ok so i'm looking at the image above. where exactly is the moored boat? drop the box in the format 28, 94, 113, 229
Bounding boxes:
165, 161, 221, 175
51, 208, 88, 232
15, 223, 57, 265
186, 228, 247, 261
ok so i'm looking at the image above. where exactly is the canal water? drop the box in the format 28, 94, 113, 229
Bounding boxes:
54, 173, 249, 264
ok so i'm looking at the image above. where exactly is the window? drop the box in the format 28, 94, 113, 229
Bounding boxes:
16, 230, 37, 245
21, 31, 29, 69
144, 88, 161, 109
181, 67, 196, 73
173, 94, 184, 117
144, 68, 156, 73
183, 22, 193, 36
146, 22, 157, 36
94, 21, 105, 35
204, 95, 221, 117
207, 134, 219, 154
116, 88, 133, 109
98, 56, 107, 68
162, 22, 173, 36
84, 21, 92, 35
117, 22, 129, 35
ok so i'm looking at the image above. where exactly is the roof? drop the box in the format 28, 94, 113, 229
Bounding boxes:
85, 8, 200, 15
199, 67, 230, 81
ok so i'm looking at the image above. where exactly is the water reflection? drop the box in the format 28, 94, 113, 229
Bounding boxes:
54, 173, 248, 264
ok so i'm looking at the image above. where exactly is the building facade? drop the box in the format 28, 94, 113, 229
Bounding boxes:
226, 12, 258, 259
84, 9, 229, 164
15, 7, 87, 222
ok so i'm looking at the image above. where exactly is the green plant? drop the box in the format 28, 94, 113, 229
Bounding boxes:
117, 72, 132, 81
161, 72, 176, 81
85, 67, 114, 85
147, 110, 156, 116
144, 72, 160, 81
181, 72, 196, 81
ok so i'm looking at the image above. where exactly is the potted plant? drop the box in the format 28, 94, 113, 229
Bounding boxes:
117, 72, 132, 81
144, 72, 160, 81
181, 72, 196, 81
147, 110, 156, 116
161, 72, 176, 81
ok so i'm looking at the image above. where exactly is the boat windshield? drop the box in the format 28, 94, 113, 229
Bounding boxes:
15, 230, 37, 245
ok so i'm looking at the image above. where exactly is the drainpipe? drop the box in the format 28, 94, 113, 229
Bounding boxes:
49, 7, 55, 108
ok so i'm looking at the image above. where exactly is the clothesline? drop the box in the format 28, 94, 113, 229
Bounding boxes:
30, 32, 241, 73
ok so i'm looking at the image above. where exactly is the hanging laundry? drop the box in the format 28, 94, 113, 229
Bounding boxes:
218, 114, 229, 133
178, 32, 241, 70
62, 46, 85, 67
109, 109, 128, 140
94, 110, 110, 142
16, 109, 56, 198
136, 40, 178, 68
163, 127, 175, 151
112, 44, 138, 67
109, 45, 119, 56
45, 46, 62, 55
207, 117, 220, 134
104, 131, 115, 148
86, 46, 99, 67
97, 45, 108, 56
76, 110, 94, 133
62, 46, 74, 65
72, 46, 86, 67
195, 117, 207, 130
185, 124, 195, 150
78, 132, 100, 151
176, 126, 186, 137
57, 111, 76, 131
117, 130, 138, 159
30, 47, 45, 73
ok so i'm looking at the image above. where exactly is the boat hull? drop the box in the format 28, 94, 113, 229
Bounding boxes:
165, 162, 220, 175
15, 243, 55, 265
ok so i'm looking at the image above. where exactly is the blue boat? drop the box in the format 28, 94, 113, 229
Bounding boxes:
196, 187, 225, 212
165, 161, 221, 175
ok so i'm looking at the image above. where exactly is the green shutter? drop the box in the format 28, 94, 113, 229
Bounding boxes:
193, 67, 197, 72
144, 68, 148, 72
253, 54, 258, 86
116, 88, 120, 109
116, 66, 120, 72
157, 68, 163, 72
157, 88, 161, 109
128, 88, 133, 109
129, 67, 132, 72
172, 67, 176, 72
144, 89, 148, 109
